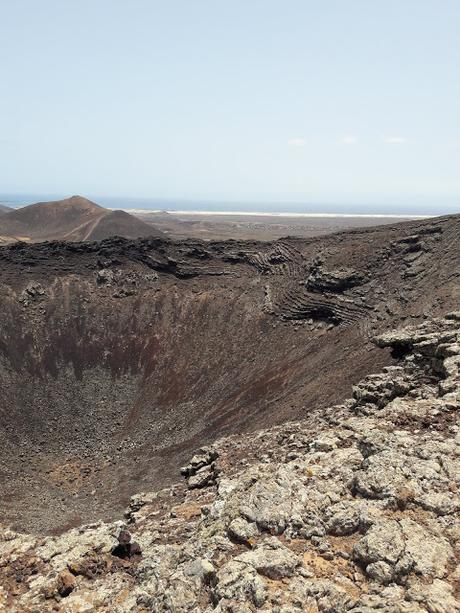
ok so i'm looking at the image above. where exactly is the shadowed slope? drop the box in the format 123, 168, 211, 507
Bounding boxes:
82, 209, 165, 240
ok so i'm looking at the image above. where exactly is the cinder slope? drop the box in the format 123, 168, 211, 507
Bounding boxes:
0, 195, 164, 242
0, 195, 105, 239
0, 203, 11, 215
83, 209, 164, 241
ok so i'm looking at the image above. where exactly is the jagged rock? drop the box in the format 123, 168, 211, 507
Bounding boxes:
400, 518, 453, 578
125, 491, 158, 523
238, 469, 309, 534
235, 538, 300, 579
227, 517, 259, 544
352, 449, 421, 501
306, 265, 365, 293
183, 558, 216, 582
18, 281, 45, 305
111, 529, 142, 560
324, 500, 376, 536
181, 447, 219, 489
310, 433, 339, 452
187, 464, 217, 489
213, 559, 267, 607
96, 268, 115, 284
352, 371, 412, 409
418, 491, 460, 515
353, 520, 405, 567
2, 315, 460, 611
365, 560, 394, 584
56, 569, 76, 597
406, 579, 460, 613
180, 447, 219, 475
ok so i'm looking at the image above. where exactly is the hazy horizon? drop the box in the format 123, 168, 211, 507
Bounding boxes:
1, 1, 459, 211
0, 191, 456, 217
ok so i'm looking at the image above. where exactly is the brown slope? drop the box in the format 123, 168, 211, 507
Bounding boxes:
0, 213, 458, 533
0, 195, 164, 242
0, 195, 106, 240
0, 204, 12, 215
84, 209, 165, 240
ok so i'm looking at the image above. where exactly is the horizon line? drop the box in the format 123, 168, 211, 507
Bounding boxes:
120, 208, 433, 219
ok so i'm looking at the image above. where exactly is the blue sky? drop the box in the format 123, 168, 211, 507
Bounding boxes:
1, 0, 459, 212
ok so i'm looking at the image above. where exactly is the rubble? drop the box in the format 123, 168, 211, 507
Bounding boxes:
1, 315, 460, 611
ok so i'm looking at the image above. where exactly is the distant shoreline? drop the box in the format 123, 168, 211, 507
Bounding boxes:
125, 209, 432, 219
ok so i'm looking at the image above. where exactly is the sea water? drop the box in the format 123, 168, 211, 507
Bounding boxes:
0, 193, 450, 217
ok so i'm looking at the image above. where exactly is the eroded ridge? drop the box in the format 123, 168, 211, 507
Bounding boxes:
2, 313, 460, 612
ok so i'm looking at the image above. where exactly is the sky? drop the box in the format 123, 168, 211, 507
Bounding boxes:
0, 0, 459, 213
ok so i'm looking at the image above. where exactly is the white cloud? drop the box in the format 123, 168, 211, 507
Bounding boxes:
287, 138, 306, 146
341, 135, 358, 145
383, 136, 406, 145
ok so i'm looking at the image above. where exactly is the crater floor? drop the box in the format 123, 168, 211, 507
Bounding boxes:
0, 214, 459, 533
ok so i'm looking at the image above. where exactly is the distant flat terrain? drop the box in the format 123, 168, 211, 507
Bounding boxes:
133, 210, 427, 241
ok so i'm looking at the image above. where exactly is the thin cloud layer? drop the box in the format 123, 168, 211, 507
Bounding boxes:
287, 138, 306, 146
341, 136, 358, 145
383, 136, 407, 144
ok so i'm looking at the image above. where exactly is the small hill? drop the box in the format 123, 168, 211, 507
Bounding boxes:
0, 195, 164, 242
0, 195, 105, 240
80, 209, 164, 241
0, 204, 11, 215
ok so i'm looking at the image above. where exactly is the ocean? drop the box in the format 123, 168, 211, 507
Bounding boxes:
0, 193, 455, 217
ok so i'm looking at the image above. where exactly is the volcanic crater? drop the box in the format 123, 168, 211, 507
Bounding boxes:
0, 214, 459, 534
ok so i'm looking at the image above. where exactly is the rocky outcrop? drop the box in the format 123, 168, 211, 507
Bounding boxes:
181, 447, 220, 489
306, 262, 365, 293
18, 281, 46, 305
1, 314, 460, 611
